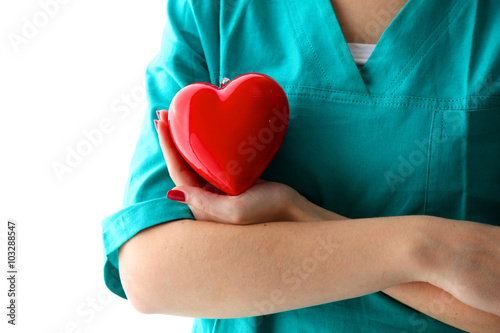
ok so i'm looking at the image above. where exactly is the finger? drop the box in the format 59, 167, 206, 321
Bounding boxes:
156, 110, 200, 187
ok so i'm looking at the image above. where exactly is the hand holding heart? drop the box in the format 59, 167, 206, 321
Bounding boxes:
156, 110, 328, 224
156, 74, 343, 224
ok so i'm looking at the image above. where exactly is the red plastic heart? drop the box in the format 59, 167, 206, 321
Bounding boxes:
168, 73, 289, 195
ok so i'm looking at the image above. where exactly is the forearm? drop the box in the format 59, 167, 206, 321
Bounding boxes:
383, 282, 500, 333
316, 204, 500, 328
119, 216, 429, 318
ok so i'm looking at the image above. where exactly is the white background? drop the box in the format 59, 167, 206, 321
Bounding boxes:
1, 0, 194, 332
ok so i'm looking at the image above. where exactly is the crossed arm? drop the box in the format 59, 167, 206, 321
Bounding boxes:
384, 282, 500, 333
118, 111, 500, 332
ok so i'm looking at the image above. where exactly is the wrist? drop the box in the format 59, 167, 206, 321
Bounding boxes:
407, 215, 451, 284
287, 194, 347, 222
362, 215, 446, 285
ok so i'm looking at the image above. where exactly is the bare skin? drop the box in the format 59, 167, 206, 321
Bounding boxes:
330, 0, 409, 44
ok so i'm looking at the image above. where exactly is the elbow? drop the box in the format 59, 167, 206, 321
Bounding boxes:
118, 225, 175, 315
117, 220, 207, 316
123, 282, 154, 315
117, 219, 260, 318
119, 244, 157, 315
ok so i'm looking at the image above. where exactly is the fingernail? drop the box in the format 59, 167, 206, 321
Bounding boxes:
156, 110, 161, 119
154, 119, 159, 131
167, 190, 185, 202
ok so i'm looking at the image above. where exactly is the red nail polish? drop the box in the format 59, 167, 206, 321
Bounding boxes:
154, 119, 159, 131
156, 110, 161, 119
167, 190, 185, 202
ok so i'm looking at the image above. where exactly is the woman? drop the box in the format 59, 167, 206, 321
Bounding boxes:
102, 0, 500, 331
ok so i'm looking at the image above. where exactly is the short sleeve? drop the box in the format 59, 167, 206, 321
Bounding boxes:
101, 0, 220, 299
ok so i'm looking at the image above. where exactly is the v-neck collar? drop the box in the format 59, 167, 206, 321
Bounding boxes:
286, 0, 466, 96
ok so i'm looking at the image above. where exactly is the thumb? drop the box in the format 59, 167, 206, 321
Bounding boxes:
167, 185, 227, 219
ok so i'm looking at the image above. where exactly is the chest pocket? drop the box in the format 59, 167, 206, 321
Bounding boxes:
425, 101, 500, 225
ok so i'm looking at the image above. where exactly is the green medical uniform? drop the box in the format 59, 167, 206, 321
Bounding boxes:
101, 0, 500, 331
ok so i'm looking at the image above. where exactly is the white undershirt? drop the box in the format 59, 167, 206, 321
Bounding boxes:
346, 43, 376, 70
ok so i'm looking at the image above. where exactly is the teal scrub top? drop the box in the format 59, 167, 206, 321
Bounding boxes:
101, 0, 500, 332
